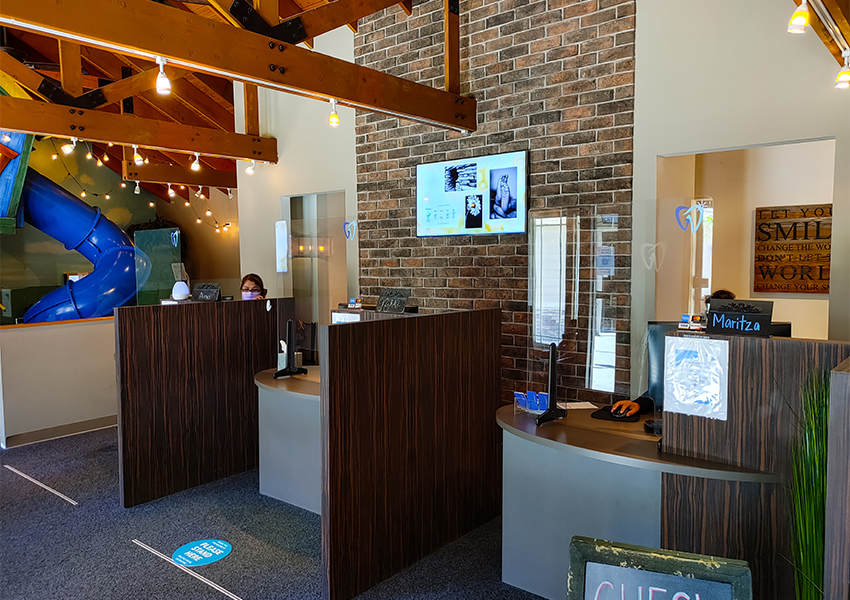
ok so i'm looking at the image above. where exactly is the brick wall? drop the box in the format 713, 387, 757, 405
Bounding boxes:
354, 0, 635, 401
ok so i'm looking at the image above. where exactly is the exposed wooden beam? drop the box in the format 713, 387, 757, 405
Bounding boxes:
444, 0, 459, 95
58, 40, 82, 96
0, 96, 277, 162
817, 0, 850, 64
123, 161, 238, 188
208, 0, 244, 27
98, 65, 187, 105
244, 83, 260, 136
0, 0, 476, 131
398, 0, 413, 16
281, 0, 407, 42
0, 51, 50, 99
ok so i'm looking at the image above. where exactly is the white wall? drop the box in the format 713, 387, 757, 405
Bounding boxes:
234, 28, 359, 302
632, 0, 850, 390
0, 319, 116, 445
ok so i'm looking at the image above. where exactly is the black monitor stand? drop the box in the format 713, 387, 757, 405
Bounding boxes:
273, 319, 308, 379
536, 342, 566, 426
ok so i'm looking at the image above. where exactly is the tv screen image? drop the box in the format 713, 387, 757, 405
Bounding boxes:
416, 150, 527, 236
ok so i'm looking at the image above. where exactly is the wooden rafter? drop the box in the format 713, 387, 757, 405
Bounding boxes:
444, 0, 459, 95
0, 96, 277, 162
123, 162, 237, 188
0, 0, 476, 131
280, 0, 410, 42
58, 40, 82, 96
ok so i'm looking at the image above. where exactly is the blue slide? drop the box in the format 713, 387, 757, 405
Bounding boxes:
20, 169, 150, 323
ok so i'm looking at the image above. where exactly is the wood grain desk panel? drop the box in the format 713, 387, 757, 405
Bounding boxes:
115, 298, 293, 507
320, 308, 502, 600
663, 333, 850, 475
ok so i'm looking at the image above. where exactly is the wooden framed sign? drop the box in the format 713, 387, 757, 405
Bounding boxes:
568, 536, 753, 600
753, 204, 831, 294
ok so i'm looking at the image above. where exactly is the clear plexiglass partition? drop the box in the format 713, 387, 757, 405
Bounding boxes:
519, 207, 626, 414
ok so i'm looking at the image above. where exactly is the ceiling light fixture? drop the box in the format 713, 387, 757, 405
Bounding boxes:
134, 180, 141, 195
227, 188, 233, 199
788, 0, 810, 34
61, 137, 77, 155
245, 160, 255, 175
167, 183, 175, 198
191, 152, 201, 171
133, 144, 144, 166
836, 50, 850, 89
155, 56, 171, 95
328, 98, 340, 127
195, 187, 201, 198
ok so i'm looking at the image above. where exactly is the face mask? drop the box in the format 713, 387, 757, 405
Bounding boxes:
242, 291, 260, 300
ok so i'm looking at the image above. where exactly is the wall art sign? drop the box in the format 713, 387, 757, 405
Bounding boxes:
675, 204, 704, 233
376, 288, 410, 313
753, 204, 831, 294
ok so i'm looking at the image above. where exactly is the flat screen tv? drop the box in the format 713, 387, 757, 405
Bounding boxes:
416, 150, 527, 236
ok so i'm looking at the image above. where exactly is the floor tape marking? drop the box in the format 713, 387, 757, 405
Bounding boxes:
3, 464, 78, 506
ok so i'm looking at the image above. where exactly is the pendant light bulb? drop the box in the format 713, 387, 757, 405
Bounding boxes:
134, 180, 141, 195
96, 159, 103, 167
80, 191, 86, 198
205, 209, 212, 217
51, 154, 58, 160
61, 137, 77, 155
85, 151, 93, 160
836, 51, 850, 89
196, 217, 202, 224
133, 145, 144, 166
121, 182, 127, 188
105, 194, 111, 200
149, 200, 155, 207
787, 0, 810, 34
167, 183, 175, 198
156, 56, 171, 95
245, 160, 255, 175
185, 199, 191, 207
191, 152, 201, 171
195, 188, 201, 198
328, 98, 340, 127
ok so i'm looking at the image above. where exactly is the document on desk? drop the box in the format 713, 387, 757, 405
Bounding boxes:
557, 402, 597, 410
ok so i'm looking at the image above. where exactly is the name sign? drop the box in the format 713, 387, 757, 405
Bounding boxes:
569, 536, 752, 600
754, 204, 831, 294
706, 299, 772, 338
376, 288, 410, 313
192, 282, 221, 302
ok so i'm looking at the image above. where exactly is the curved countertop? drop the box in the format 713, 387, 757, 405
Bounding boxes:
496, 405, 780, 483
254, 367, 320, 400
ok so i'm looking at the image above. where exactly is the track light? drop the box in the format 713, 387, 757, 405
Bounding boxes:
191, 152, 201, 171
328, 98, 340, 127
167, 183, 175, 198
134, 181, 141, 195
227, 188, 233, 199
245, 160, 255, 175
787, 0, 810, 34
836, 50, 850, 89
155, 56, 171, 95
61, 137, 77, 155
133, 145, 144, 166
195, 187, 201, 198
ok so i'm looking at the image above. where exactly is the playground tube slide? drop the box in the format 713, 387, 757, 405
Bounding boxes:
20, 169, 150, 323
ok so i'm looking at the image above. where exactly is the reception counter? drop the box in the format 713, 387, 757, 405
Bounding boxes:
254, 367, 321, 514
497, 405, 779, 600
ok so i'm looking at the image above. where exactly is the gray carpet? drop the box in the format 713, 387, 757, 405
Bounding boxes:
0, 428, 542, 600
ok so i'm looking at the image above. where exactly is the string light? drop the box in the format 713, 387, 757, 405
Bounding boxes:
180, 185, 185, 190
108, 142, 114, 147
61, 137, 77, 155
103, 154, 109, 162
134, 180, 141, 195
149, 200, 155, 207
215, 226, 220, 233
86, 150, 93, 160
836, 50, 850, 89
155, 56, 171, 95
223, 222, 231, 232
105, 194, 111, 200
132, 145, 144, 166
205, 209, 212, 216
245, 160, 255, 175
51, 153, 58, 160
80, 191, 86, 198
787, 0, 810, 34
191, 152, 201, 171
167, 183, 175, 198
96, 158, 103, 167
144, 156, 149, 164
185, 199, 191, 207
196, 217, 202, 224
121, 182, 127, 188
199, 191, 205, 199
328, 98, 340, 127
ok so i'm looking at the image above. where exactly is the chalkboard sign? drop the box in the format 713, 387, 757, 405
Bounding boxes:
706, 299, 773, 337
376, 288, 410, 314
568, 536, 752, 600
192, 283, 221, 302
